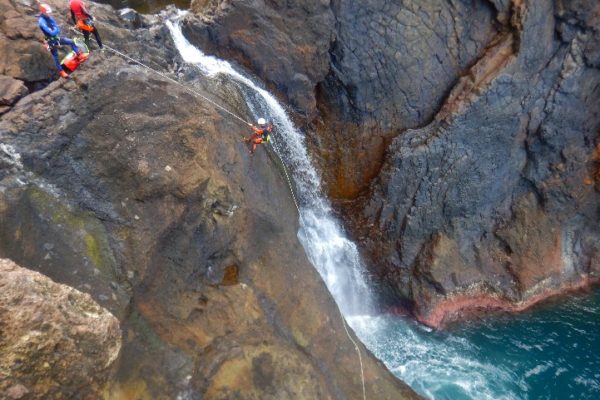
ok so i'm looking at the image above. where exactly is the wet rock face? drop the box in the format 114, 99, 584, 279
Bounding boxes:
0, 258, 121, 399
0, 0, 419, 398
316, 0, 500, 197
186, 0, 500, 197
188, 0, 600, 326
186, 0, 335, 113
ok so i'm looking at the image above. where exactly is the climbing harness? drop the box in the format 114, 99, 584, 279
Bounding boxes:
69, 25, 368, 399
76, 19, 95, 32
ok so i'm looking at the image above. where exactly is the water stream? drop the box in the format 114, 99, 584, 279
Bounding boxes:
165, 18, 600, 400
166, 18, 372, 316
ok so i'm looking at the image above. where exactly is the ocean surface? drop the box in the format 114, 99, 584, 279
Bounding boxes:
350, 288, 600, 400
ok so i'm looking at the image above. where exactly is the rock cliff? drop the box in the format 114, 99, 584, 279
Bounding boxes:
0, 0, 418, 398
184, 0, 600, 326
0, 258, 121, 400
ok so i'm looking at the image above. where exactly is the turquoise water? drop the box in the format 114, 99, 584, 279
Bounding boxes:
350, 289, 600, 400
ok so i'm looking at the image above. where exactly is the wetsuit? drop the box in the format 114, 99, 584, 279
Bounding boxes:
70, 0, 103, 48
245, 124, 272, 154
38, 14, 79, 71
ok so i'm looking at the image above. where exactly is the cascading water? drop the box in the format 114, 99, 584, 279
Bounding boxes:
166, 19, 372, 315
165, 17, 600, 400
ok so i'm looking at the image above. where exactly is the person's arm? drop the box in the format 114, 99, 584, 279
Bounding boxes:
71, 10, 77, 25
40, 17, 60, 37
81, 2, 93, 19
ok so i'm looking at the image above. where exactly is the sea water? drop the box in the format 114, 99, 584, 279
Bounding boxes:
350, 288, 600, 400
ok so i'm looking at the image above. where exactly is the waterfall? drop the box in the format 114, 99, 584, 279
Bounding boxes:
164, 16, 600, 400
166, 19, 372, 316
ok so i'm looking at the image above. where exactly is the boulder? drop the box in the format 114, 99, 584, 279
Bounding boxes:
0, 75, 28, 106
0, 258, 121, 399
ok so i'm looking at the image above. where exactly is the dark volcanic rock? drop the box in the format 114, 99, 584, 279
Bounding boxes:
185, 0, 500, 197
185, 0, 335, 113
0, 75, 27, 106
0, 0, 418, 398
353, 0, 600, 326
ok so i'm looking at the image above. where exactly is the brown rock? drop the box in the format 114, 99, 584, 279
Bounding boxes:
6, 384, 29, 399
0, 75, 28, 106
0, 258, 122, 399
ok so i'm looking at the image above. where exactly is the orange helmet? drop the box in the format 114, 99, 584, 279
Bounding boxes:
39, 3, 52, 14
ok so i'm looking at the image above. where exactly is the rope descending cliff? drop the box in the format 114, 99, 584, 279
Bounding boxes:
98, 37, 368, 400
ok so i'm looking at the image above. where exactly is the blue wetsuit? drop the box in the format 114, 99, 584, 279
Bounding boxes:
38, 14, 79, 71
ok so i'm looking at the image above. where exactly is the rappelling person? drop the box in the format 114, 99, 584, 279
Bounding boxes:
69, 0, 103, 49
38, 3, 82, 79
244, 118, 273, 154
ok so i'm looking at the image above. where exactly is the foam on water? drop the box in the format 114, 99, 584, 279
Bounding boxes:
348, 314, 520, 400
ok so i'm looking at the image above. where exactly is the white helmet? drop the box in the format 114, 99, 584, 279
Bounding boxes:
257, 118, 266, 126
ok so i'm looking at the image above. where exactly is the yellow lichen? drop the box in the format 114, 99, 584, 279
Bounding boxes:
84, 234, 102, 269
27, 187, 115, 275
205, 357, 252, 397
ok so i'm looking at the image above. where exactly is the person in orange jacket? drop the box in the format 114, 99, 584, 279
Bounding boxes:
244, 118, 273, 154
69, 0, 103, 49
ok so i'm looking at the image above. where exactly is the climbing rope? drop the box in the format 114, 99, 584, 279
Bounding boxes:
69, 27, 250, 125
268, 141, 367, 400
71, 30, 367, 399
103, 44, 251, 126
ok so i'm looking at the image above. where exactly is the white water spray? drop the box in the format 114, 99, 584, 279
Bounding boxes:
166, 19, 372, 315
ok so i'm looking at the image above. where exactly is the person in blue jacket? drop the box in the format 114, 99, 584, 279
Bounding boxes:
38, 3, 81, 78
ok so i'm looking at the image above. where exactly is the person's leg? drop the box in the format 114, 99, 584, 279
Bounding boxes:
59, 37, 80, 54
251, 138, 262, 154
83, 31, 91, 48
92, 27, 103, 48
50, 47, 62, 71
